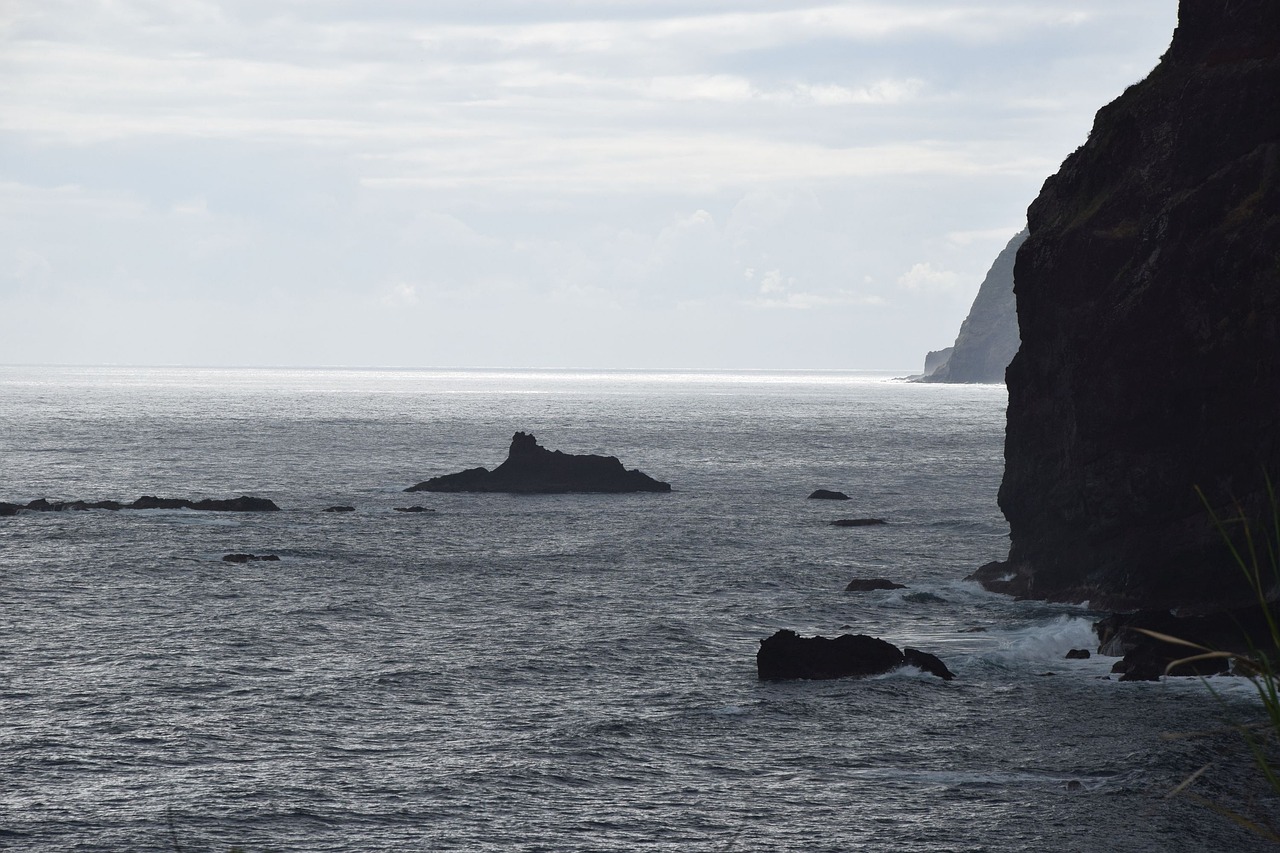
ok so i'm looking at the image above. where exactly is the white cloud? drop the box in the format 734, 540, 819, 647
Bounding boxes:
897, 262, 966, 293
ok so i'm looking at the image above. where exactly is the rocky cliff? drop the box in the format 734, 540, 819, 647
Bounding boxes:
976, 0, 1280, 611
921, 229, 1027, 383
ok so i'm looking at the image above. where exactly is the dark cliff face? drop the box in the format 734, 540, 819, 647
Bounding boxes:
991, 0, 1280, 611
922, 229, 1027, 383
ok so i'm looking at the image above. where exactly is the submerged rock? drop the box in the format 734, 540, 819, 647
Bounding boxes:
808, 489, 850, 500
395, 506, 435, 513
844, 577, 906, 592
406, 432, 671, 494
222, 553, 281, 563
323, 505, 356, 513
831, 518, 886, 527
756, 629, 954, 681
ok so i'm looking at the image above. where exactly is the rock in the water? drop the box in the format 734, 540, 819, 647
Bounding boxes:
6, 496, 277, 513
756, 629, 954, 681
919, 229, 1027, 384
222, 553, 281, 563
131, 496, 280, 512
757, 630, 903, 680
903, 647, 957, 680
406, 432, 671, 494
324, 505, 356, 513
22, 498, 123, 512
988, 1, 1280, 611
1065, 649, 1092, 660
844, 578, 907, 592
808, 489, 850, 500
831, 518, 886, 527
1095, 605, 1274, 681
395, 506, 435, 513
0, 502, 19, 516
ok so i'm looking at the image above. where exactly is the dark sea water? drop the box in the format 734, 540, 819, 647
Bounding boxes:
0, 366, 1275, 852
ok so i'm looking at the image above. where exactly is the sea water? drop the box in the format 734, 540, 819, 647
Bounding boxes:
0, 366, 1273, 851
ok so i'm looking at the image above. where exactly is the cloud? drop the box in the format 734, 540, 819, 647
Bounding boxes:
897, 262, 966, 293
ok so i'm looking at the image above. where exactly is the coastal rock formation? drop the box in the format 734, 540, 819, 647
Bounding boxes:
406, 432, 671, 494
3, 496, 279, 513
902, 648, 957, 680
1094, 606, 1275, 681
976, 0, 1280, 610
808, 489, 850, 500
922, 347, 954, 378
756, 629, 954, 681
844, 577, 907, 592
131, 496, 279, 512
919, 229, 1027, 383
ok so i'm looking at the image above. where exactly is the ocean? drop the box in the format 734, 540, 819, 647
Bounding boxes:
0, 365, 1273, 851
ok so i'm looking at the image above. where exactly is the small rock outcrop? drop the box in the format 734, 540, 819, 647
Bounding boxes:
394, 506, 435, 513
919, 229, 1027, 384
983, 0, 1280, 611
844, 578, 907, 592
1065, 649, 1092, 660
903, 648, 957, 680
222, 553, 281, 563
831, 518, 885, 527
131, 496, 279, 512
323, 505, 356, 513
756, 629, 954, 681
808, 489, 850, 500
406, 432, 671, 494
4, 496, 279, 513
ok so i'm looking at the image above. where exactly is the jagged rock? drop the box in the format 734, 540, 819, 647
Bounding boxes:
222, 553, 281, 563
0, 502, 21, 516
831, 518, 886, 527
808, 489, 850, 500
130, 496, 279, 512
406, 432, 671, 494
1065, 649, 1092, 660
756, 629, 954, 681
1094, 605, 1276, 681
903, 647, 957, 680
844, 578, 907, 592
5, 496, 278, 513
323, 506, 356, 513
394, 506, 435, 513
919, 229, 1028, 384
988, 0, 1280, 611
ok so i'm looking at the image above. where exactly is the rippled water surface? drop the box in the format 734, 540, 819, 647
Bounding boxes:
0, 366, 1274, 851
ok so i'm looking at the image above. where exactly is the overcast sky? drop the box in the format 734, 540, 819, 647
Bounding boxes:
1, 1, 1177, 370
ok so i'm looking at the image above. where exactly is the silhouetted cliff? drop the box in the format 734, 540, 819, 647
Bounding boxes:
975, 0, 1280, 611
921, 229, 1026, 383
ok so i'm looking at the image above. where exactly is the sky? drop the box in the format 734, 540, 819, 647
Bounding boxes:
0, 1, 1178, 370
